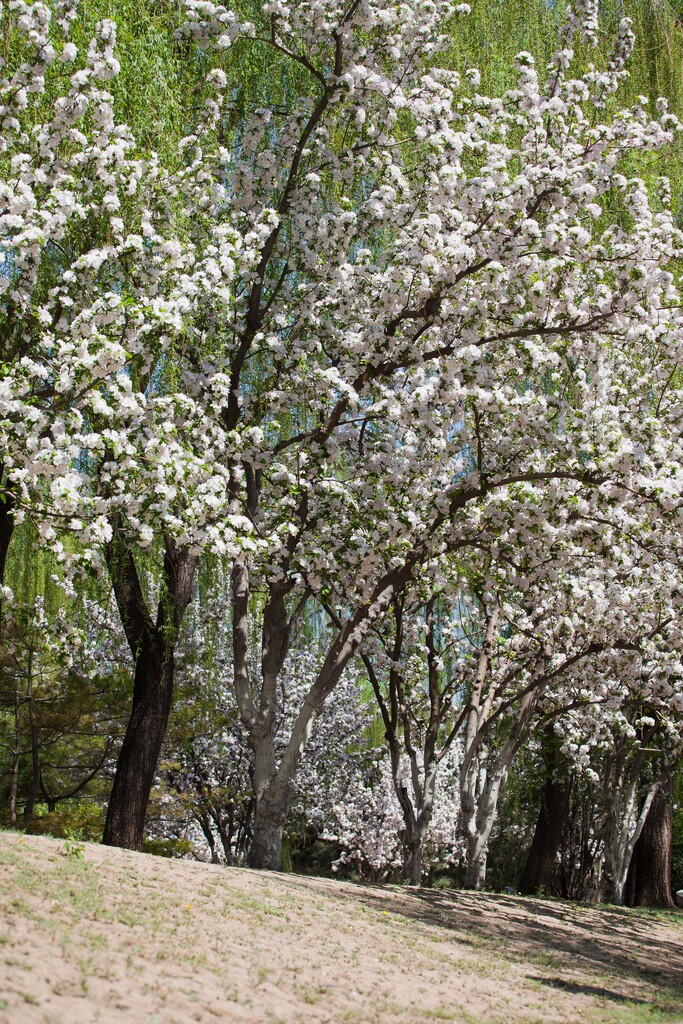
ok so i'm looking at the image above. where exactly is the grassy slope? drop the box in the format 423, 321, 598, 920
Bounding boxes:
0, 831, 682, 1024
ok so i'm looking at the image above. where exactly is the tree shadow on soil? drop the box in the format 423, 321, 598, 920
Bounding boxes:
303, 879, 683, 1008
528, 977, 653, 1004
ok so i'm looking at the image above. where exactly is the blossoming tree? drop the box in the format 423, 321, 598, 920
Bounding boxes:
4, 0, 683, 870
181, 0, 683, 869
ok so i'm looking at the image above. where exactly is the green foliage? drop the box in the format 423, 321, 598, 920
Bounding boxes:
450, 0, 683, 113
0, 531, 130, 834
444, 0, 562, 94
24, 802, 105, 842
485, 744, 541, 891
61, 836, 85, 859
443, 0, 683, 219
141, 835, 195, 858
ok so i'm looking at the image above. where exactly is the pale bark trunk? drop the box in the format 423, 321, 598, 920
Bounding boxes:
465, 837, 489, 891
462, 766, 503, 890
382, 613, 440, 888
236, 563, 402, 870
461, 680, 542, 890
459, 605, 501, 889
602, 767, 658, 906
248, 721, 289, 870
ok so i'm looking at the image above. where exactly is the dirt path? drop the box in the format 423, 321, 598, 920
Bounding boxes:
0, 832, 681, 1023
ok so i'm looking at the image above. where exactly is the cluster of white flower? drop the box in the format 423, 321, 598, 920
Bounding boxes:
2, 0, 683, 884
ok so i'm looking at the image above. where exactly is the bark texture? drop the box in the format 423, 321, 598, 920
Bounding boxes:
520, 734, 571, 896
102, 651, 175, 849
0, 501, 13, 589
248, 783, 291, 870
103, 534, 196, 850
601, 738, 659, 906
632, 772, 675, 909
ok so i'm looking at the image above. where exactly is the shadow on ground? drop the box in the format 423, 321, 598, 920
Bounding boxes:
291, 876, 683, 1011
529, 977, 654, 1004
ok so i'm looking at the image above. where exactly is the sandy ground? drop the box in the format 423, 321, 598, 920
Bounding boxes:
0, 832, 682, 1024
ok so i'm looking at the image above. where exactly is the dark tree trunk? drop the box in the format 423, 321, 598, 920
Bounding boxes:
102, 648, 174, 850
520, 734, 571, 897
23, 650, 40, 823
0, 469, 15, 590
0, 474, 15, 633
0, 504, 13, 588
632, 773, 675, 909
248, 783, 290, 870
402, 832, 423, 886
1, 474, 17, 825
23, 747, 41, 823
197, 812, 220, 864
103, 533, 196, 850
9, 692, 20, 828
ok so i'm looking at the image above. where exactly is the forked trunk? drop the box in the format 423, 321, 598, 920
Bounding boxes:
397, 767, 437, 887
602, 759, 659, 906
461, 766, 501, 891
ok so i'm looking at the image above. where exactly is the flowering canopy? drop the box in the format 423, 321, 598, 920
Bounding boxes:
2, 0, 683, 880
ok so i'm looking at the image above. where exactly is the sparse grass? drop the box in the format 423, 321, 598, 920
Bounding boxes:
1, 831, 682, 1024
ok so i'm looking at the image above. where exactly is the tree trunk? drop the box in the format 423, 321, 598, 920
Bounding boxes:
602, 760, 658, 906
9, 691, 20, 828
0, 470, 15, 592
397, 765, 437, 887
603, 870, 627, 906
103, 648, 174, 850
461, 762, 510, 890
23, 649, 40, 823
403, 833, 424, 886
103, 535, 196, 851
392, 766, 424, 886
632, 772, 675, 909
1, 476, 16, 825
520, 738, 572, 896
465, 834, 489, 890
602, 812, 628, 906
23, 750, 41, 823
197, 813, 220, 864
248, 783, 290, 870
